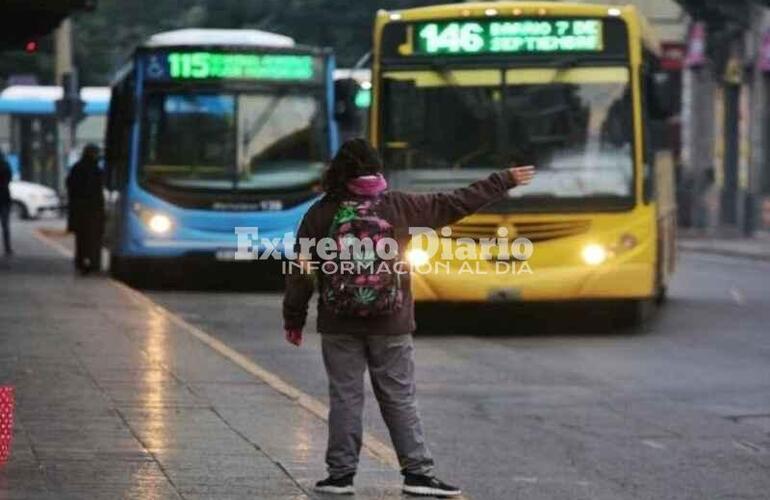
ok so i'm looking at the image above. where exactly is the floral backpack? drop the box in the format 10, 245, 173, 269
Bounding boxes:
323, 198, 403, 317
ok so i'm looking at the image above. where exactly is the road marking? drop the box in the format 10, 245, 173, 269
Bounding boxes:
32, 230, 404, 471
34, 228, 73, 257
732, 439, 765, 454
511, 476, 590, 487
640, 439, 666, 450
728, 287, 745, 306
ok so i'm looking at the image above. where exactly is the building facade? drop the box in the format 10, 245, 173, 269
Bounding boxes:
680, 2, 770, 234
551, 0, 769, 234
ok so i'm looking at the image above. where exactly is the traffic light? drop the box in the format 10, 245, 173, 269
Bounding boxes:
1, 1, 97, 49
24, 40, 39, 53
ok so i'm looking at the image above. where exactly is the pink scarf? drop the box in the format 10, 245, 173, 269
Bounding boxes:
346, 174, 388, 197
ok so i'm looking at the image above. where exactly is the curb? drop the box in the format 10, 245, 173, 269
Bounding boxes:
677, 243, 770, 262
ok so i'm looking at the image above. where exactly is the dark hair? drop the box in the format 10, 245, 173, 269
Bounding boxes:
82, 143, 100, 159
322, 138, 383, 199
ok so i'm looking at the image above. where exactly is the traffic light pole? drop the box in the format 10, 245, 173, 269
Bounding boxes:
56, 71, 81, 196
55, 18, 73, 81
55, 18, 75, 196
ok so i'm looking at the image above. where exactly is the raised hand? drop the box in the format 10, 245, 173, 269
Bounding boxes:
509, 165, 536, 186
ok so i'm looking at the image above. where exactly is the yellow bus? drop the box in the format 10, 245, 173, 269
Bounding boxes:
369, 2, 677, 322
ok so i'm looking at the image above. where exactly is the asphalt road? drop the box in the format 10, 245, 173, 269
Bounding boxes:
142, 252, 770, 500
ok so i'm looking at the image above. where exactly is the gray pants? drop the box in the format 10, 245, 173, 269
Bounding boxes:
321, 333, 434, 478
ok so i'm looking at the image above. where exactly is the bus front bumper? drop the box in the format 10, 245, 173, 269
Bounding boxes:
123, 235, 289, 260
410, 261, 656, 302
117, 205, 303, 260
121, 224, 293, 261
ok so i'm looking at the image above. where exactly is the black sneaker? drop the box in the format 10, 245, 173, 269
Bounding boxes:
314, 474, 355, 495
403, 473, 461, 497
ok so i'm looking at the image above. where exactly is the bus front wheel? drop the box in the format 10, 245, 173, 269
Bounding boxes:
110, 255, 136, 282
615, 299, 655, 328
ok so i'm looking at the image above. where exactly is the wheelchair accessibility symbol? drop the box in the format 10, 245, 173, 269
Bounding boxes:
145, 55, 166, 79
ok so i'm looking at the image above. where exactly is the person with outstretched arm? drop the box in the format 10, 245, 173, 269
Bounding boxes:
283, 138, 534, 497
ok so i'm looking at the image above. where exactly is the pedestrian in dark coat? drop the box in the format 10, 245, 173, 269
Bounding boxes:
66, 144, 105, 274
283, 138, 535, 497
0, 150, 13, 256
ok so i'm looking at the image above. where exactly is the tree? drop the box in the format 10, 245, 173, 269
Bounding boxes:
2, 0, 460, 85
73, 0, 206, 85
70, 0, 456, 85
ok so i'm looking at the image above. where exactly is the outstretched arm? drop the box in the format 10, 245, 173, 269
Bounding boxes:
393, 166, 535, 230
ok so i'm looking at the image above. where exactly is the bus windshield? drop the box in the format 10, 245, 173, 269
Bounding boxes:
140, 91, 326, 193
381, 66, 634, 211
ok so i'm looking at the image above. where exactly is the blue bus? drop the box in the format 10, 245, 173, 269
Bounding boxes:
105, 29, 338, 276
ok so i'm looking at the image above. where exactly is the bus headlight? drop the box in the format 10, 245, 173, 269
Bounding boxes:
581, 244, 607, 266
147, 213, 173, 234
406, 248, 430, 267
134, 203, 173, 235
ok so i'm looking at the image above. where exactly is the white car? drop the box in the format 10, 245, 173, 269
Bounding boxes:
9, 180, 61, 219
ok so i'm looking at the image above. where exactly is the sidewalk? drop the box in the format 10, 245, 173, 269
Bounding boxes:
678, 229, 770, 261
0, 222, 400, 499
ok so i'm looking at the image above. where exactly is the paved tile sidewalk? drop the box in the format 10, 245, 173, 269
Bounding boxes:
0, 222, 399, 499
678, 230, 770, 261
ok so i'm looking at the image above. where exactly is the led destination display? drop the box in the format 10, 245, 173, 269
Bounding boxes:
415, 19, 604, 55
142, 51, 317, 81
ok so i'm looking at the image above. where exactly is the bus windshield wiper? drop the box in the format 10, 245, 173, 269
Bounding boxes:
429, 61, 491, 120
504, 56, 585, 95
501, 56, 590, 155
238, 91, 287, 187
539, 56, 586, 80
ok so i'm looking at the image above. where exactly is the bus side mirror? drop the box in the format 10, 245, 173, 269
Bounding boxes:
104, 81, 134, 191
334, 78, 359, 125
648, 72, 678, 120
643, 163, 656, 204
104, 122, 119, 191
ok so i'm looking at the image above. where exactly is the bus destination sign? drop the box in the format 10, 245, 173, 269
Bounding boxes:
142, 51, 317, 82
414, 19, 604, 56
